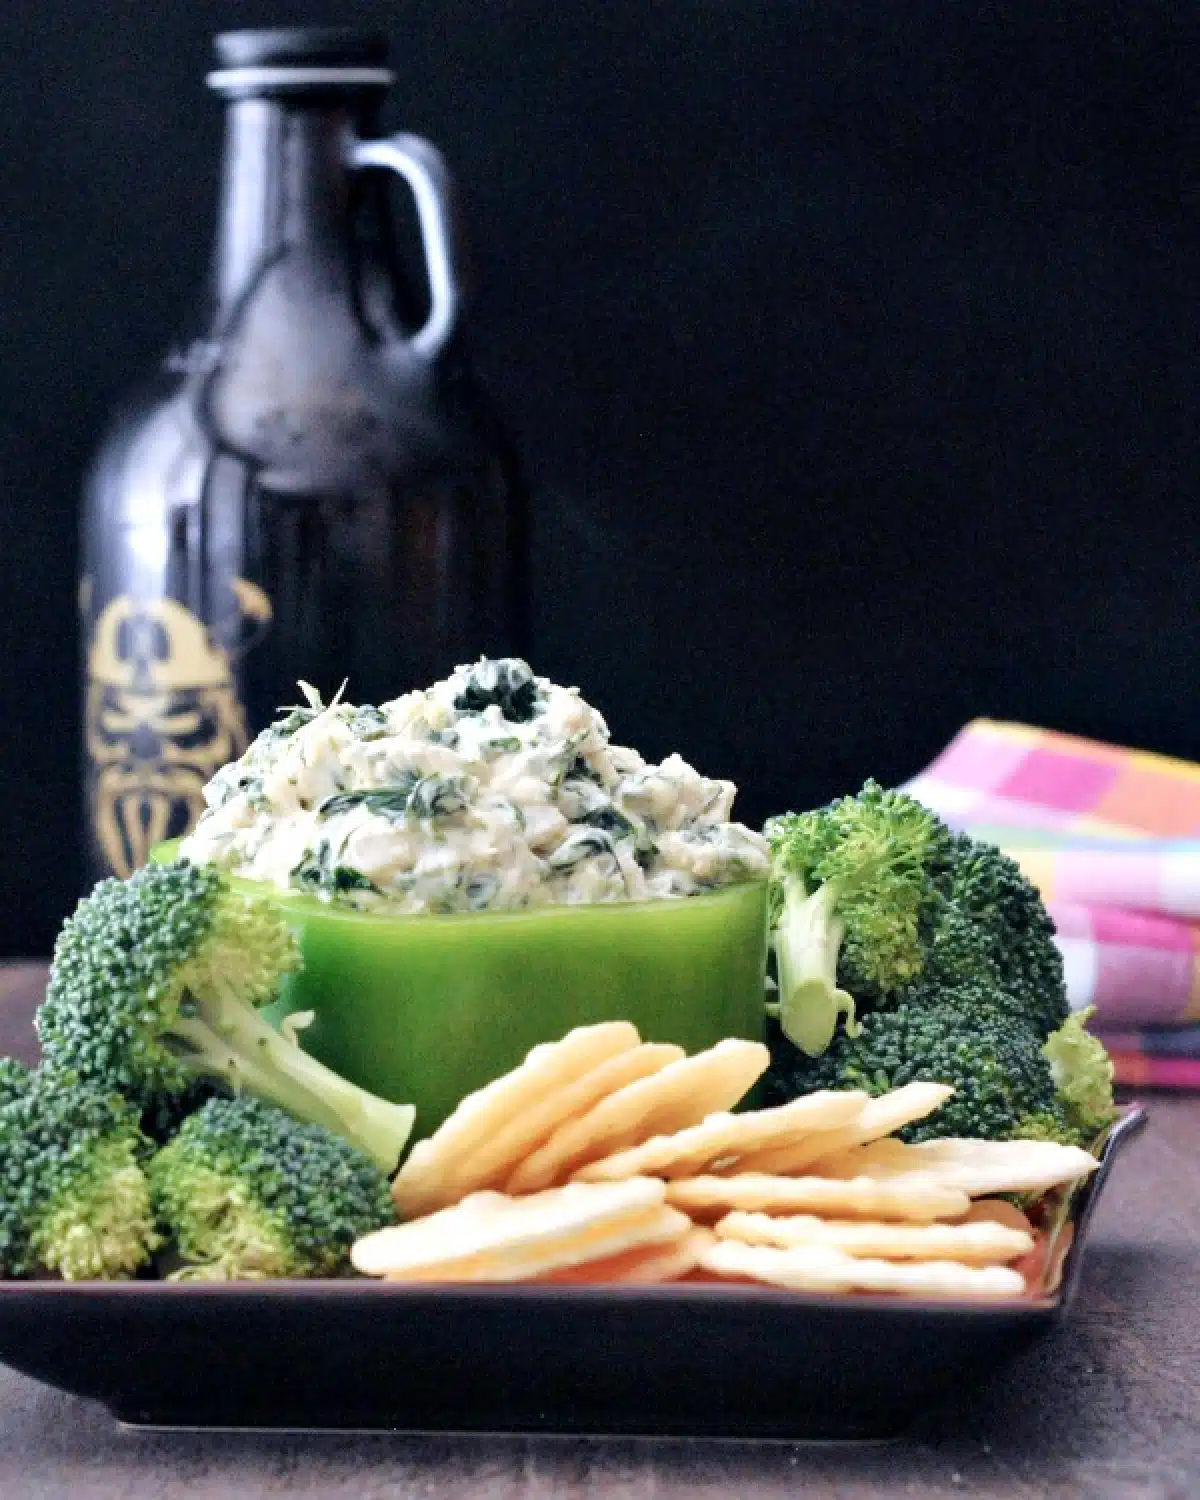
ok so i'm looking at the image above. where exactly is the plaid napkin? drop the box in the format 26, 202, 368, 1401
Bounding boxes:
905, 719, 1200, 1090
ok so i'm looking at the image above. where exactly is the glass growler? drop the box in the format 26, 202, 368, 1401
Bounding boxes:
81, 27, 527, 883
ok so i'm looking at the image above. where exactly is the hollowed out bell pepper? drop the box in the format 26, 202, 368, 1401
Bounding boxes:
153, 842, 768, 1138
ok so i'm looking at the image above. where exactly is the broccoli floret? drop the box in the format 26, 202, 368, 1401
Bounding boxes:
940, 834, 1069, 1038
920, 898, 997, 985
762, 783, 1107, 1147
764, 783, 1069, 1059
37, 861, 415, 1172
0, 1071, 159, 1279
139, 1078, 231, 1147
764, 991, 1116, 1150
149, 1096, 395, 1280
0, 1057, 31, 1108
764, 987, 1068, 1144
764, 782, 952, 1053
1043, 1007, 1117, 1146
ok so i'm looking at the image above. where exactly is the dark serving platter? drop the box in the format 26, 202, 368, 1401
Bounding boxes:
0, 1106, 1146, 1439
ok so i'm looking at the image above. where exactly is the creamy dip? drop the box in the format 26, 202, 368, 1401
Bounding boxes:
180, 658, 769, 913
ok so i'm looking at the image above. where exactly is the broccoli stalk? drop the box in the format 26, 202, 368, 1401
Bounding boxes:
0, 1072, 160, 1280
37, 862, 415, 1174
149, 1095, 395, 1280
770, 874, 860, 1055
765, 782, 949, 1055
166, 985, 413, 1169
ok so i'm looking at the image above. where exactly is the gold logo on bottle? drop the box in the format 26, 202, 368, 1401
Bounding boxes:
85, 581, 272, 877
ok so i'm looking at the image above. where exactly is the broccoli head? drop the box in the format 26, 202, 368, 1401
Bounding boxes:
37, 861, 415, 1172
0, 1057, 31, 1109
764, 781, 1070, 1060
764, 986, 1069, 1144
762, 782, 1107, 1147
764, 781, 952, 1053
0, 1071, 159, 1279
939, 834, 1068, 1038
139, 1078, 231, 1147
149, 1095, 395, 1280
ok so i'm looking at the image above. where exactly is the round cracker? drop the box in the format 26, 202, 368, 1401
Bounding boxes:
539, 1225, 716, 1284
961, 1199, 1036, 1236
392, 1022, 641, 1217
810, 1138, 1099, 1200
356, 1177, 673, 1279
440, 1042, 685, 1204
902, 1137, 1100, 1197
728, 1083, 953, 1178
805, 1137, 915, 1176
571, 1090, 869, 1184
504, 1039, 770, 1196
378, 1205, 690, 1283
715, 1210, 1034, 1264
700, 1238, 1027, 1301
664, 1171, 970, 1222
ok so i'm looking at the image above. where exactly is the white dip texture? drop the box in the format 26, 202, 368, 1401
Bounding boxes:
180, 658, 769, 913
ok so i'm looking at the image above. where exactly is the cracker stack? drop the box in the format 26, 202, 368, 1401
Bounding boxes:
353, 1024, 1100, 1301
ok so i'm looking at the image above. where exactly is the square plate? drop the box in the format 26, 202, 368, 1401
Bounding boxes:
0, 1106, 1144, 1439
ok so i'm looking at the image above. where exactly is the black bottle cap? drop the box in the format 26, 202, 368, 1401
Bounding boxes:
214, 28, 389, 71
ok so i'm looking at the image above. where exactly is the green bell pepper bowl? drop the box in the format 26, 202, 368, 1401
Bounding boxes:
152, 842, 768, 1139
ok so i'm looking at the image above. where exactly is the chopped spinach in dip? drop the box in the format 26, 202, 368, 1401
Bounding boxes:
180, 658, 769, 913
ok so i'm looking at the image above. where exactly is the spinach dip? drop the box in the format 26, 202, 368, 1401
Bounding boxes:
180, 658, 769, 913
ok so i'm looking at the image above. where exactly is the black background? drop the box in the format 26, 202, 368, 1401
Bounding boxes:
0, 1, 1194, 955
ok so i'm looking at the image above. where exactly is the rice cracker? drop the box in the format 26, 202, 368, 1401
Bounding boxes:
700, 1238, 1026, 1301
664, 1170, 969, 1222
572, 1090, 869, 1183
356, 1177, 688, 1282
725, 1082, 953, 1178
961, 1198, 1036, 1236
538, 1226, 716, 1284
505, 1039, 770, 1195
440, 1042, 685, 1209
715, 1210, 1034, 1264
810, 1136, 1100, 1198
392, 1021, 642, 1217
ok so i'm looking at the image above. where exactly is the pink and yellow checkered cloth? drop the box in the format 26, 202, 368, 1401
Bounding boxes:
905, 719, 1200, 1090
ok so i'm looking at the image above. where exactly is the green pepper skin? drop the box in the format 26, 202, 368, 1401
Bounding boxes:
154, 840, 767, 1138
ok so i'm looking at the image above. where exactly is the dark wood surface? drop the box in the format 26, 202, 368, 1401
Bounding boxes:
1, 964, 1196, 1498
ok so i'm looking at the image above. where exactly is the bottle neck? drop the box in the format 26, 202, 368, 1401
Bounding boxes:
211, 93, 379, 324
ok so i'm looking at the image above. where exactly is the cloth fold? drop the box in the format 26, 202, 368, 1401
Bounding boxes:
906, 718, 1200, 1090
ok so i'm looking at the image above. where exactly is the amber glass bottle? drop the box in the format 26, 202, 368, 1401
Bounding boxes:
81, 28, 527, 881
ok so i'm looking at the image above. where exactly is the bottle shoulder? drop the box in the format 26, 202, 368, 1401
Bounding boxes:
84, 376, 205, 512
83, 326, 519, 508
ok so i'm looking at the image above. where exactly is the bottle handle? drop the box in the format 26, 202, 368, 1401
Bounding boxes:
350, 133, 461, 360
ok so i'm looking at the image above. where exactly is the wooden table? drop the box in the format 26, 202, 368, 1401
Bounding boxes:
1, 962, 1196, 1498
